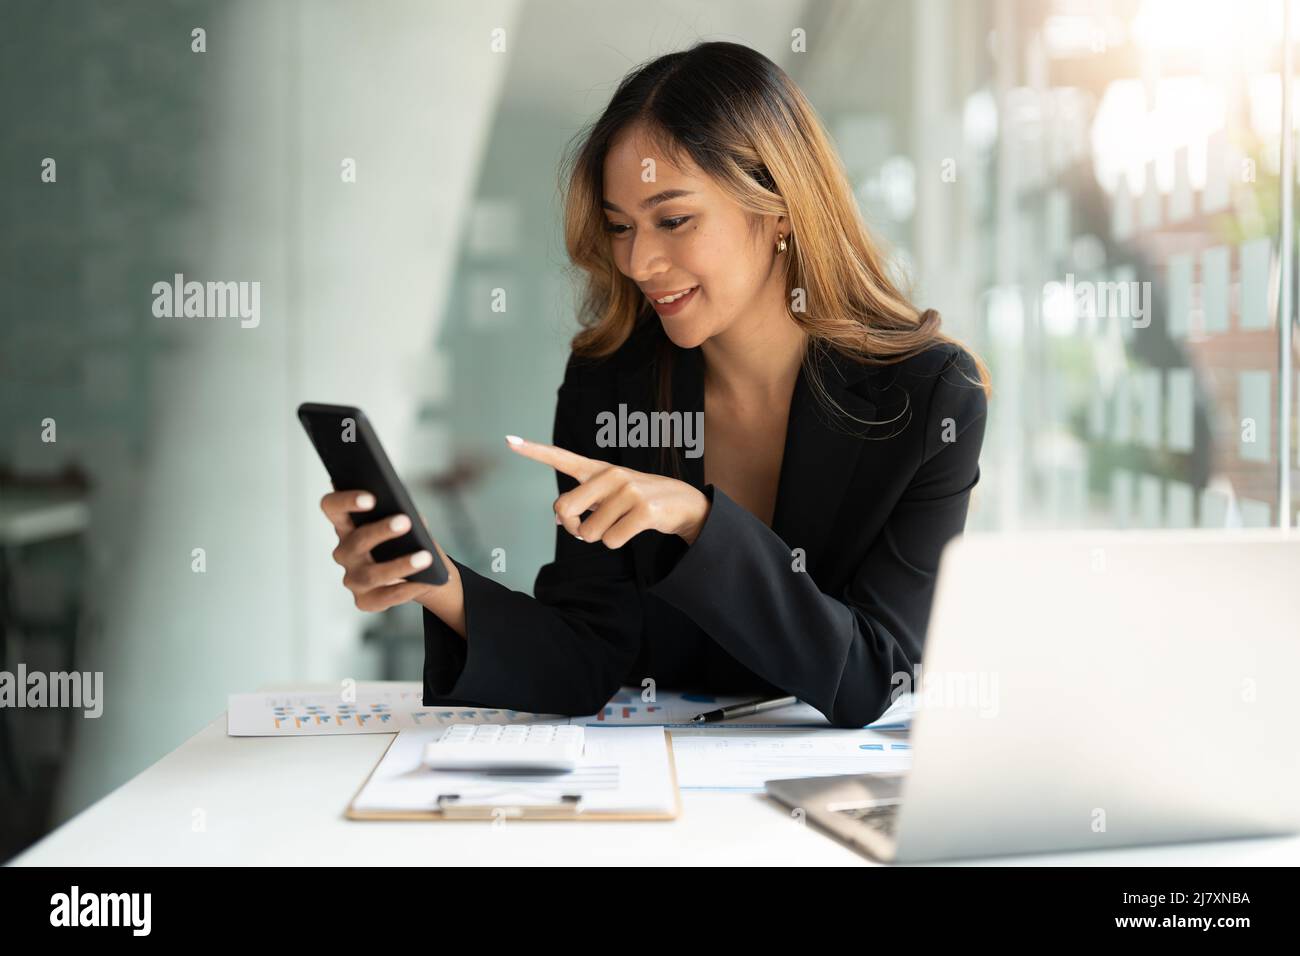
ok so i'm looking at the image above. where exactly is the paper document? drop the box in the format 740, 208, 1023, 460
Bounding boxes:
227, 684, 916, 736
669, 727, 912, 792
870, 691, 915, 729
570, 688, 915, 728
227, 687, 564, 737
349, 726, 677, 816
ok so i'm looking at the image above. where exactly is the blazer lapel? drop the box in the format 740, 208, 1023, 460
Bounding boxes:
770, 343, 877, 564
611, 334, 703, 483
617, 329, 880, 568
671, 343, 707, 488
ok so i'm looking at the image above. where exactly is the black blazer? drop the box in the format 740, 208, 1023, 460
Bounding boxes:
423, 319, 988, 728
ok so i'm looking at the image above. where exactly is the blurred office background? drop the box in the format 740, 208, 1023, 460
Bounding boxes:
1, 0, 1296, 859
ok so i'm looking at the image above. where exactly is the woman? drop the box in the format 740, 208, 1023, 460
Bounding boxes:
320, 41, 990, 728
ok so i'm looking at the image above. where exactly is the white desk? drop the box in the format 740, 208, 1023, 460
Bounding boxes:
11, 684, 1300, 866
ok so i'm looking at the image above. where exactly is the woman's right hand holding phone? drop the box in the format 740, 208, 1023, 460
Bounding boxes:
320, 490, 466, 638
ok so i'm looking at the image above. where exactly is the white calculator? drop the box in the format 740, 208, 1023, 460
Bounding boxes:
423, 724, 585, 772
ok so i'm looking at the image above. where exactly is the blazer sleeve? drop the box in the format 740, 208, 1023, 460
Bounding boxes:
647, 349, 989, 728
421, 362, 644, 715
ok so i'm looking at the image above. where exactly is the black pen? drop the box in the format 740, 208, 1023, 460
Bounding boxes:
690, 695, 799, 723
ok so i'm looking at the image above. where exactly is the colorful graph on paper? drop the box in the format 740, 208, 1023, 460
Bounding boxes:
226, 685, 883, 736
226, 687, 566, 737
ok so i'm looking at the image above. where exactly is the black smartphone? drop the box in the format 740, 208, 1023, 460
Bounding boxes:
297, 402, 449, 586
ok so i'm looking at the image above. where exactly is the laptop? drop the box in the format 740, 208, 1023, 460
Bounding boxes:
766, 529, 1300, 863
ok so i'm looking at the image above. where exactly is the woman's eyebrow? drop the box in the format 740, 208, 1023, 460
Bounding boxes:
601, 189, 695, 213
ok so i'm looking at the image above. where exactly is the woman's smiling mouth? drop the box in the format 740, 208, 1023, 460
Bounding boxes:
647, 285, 699, 316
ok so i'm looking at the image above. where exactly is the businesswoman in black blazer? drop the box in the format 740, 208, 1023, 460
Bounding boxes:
320, 41, 991, 728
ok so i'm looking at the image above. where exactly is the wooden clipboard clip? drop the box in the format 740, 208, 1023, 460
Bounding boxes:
435, 792, 584, 819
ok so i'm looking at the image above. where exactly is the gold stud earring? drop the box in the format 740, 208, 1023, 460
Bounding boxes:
775, 233, 788, 254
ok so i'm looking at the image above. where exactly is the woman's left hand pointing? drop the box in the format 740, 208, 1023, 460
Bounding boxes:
505, 435, 710, 547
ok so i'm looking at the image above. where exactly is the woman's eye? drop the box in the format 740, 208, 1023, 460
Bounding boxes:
603, 216, 690, 235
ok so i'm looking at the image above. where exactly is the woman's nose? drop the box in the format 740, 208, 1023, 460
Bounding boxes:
627, 232, 670, 282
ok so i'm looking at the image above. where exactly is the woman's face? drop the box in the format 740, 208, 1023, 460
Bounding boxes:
601, 124, 785, 350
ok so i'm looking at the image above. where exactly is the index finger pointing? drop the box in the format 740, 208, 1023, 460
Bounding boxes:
505, 435, 599, 482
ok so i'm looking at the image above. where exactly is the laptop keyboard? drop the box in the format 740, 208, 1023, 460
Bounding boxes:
834, 804, 899, 837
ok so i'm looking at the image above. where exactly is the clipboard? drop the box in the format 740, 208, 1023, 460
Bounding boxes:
345, 727, 681, 821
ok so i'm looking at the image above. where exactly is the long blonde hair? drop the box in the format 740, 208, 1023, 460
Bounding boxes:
560, 41, 990, 436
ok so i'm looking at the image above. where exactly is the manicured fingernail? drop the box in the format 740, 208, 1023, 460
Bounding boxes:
575, 534, 585, 542
389, 514, 411, 532
410, 551, 433, 569
355, 493, 375, 510
505, 434, 524, 446
555, 512, 562, 525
